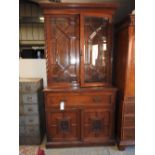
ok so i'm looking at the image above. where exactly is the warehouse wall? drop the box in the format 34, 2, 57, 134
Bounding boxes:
19, 59, 47, 87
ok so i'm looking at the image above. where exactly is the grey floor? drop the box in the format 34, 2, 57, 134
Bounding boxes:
45, 146, 135, 155
40, 136, 135, 155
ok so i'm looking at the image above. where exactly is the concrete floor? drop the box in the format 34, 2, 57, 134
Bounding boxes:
41, 137, 135, 155
45, 146, 135, 155
20, 137, 135, 155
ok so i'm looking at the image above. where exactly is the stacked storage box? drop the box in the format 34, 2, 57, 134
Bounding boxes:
19, 78, 45, 145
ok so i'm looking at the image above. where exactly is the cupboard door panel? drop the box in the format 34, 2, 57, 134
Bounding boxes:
83, 109, 113, 141
46, 109, 81, 142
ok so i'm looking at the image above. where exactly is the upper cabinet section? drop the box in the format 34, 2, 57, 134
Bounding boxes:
41, 3, 118, 88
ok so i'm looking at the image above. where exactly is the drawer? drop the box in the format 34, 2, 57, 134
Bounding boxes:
23, 105, 38, 115
19, 136, 41, 145
21, 81, 42, 93
19, 105, 24, 115
19, 116, 25, 126
19, 82, 22, 92
122, 128, 135, 140
46, 92, 113, 108
124, 103, 135, 114
25, 125, 40, 136
19, 126, 25, 136
19, 92, 22, 104
25, 116, 39, 125
22, 93, 38, 104
19, 136, 25, 145
123, 115, 135, 127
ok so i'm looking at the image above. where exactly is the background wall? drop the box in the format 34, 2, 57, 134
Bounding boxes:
19, 59, 47, 87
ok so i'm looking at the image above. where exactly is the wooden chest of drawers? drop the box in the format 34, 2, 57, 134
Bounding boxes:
121, 98, 135, 141
114, 14, 135, 150
19, 78, 45, 145
44, 87, 117, 147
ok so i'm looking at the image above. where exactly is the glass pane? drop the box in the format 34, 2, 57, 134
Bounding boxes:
84, 16, 108, 83
50, 15, 79, 83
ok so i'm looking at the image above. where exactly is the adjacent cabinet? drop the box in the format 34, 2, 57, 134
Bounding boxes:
40, 3, 134, 149
114, 15, 135, 150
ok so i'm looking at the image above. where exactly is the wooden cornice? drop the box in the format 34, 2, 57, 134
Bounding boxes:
40, 2, 120, 10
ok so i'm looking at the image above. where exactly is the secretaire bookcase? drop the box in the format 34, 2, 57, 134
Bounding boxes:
40, 3, 119, 148
114, 14, 135, 150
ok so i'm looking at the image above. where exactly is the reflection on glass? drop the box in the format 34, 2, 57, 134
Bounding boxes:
84, 16, 108, 83
92, 45, 98, 66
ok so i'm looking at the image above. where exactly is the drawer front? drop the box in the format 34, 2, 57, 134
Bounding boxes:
19, 82, 22, 92
19, 126, 25, 136
123, 115, 135, 127
22, 93, 38, 104
23, 105, 38, 115
83, 109, 112, 140
21, 82, 41, 93
25, 116, 39, 125
19, 116, 25, 126
25, 125, 40, 136
46, 92, 113, 108
19, 136, 41, 145
46, 109, 80, 142
122, 128, 135, 140
19, 92, 22, 104
19, 105, 24, 115
124, 103, 135, 114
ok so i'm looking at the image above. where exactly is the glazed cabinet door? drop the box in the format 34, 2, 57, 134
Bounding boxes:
80, 14, 112, 87
45, 15, 80, 88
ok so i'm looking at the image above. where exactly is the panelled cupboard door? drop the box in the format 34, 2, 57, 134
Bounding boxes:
83, 109, 113, 142
80, 13, 112, 87
46, 109, 81, 142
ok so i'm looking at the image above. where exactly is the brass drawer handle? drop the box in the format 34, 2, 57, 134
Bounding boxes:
93, 96, 102, 103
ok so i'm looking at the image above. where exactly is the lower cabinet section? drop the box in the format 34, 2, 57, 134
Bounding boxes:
44, 88, 117, 147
